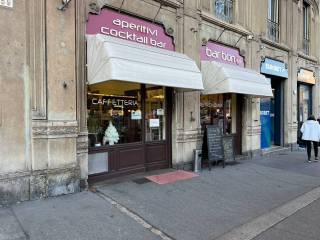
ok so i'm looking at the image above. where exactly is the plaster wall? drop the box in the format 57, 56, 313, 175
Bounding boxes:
0, 1, 28, 173
0, 0, 80, 204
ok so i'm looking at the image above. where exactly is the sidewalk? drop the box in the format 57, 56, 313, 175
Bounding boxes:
1, 150, 320, 240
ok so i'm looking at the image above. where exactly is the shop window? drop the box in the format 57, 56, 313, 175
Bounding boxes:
145, 86, 166, 141
267, 0, 279, 42
213, 0, 233, 23
298, 84, 312, 125
87, 81, 142, 147
303, 1, 310, 55
200, 93, 236, 134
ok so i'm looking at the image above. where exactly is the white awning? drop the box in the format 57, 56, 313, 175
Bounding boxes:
201, 61, 273, 97
86, 34, 203, 90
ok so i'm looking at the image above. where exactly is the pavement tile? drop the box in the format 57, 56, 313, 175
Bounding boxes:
0, 208, 26, 240
11, 191, 161, 240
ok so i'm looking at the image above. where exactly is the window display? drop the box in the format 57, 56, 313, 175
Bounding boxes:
200, 94, 224, 128
200, 93, 236, 134
87, 82, 168, 148
87, 81, 142, 147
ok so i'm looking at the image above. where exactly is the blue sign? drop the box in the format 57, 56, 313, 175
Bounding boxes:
260, 98, 271, 149
260, 58, 288, 78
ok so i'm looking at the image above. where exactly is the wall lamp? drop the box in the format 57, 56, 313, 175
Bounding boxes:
57, 0, 72, 11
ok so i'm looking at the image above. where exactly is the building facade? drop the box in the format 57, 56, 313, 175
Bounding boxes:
0, 0, 319, 204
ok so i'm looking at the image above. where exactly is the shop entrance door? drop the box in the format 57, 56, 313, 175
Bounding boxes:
297, 84, 312, 146
144, 86, 172, 171
260, 97, 271, 149
87, 82, 171, 182
260, 78, 283, 149
271, 79, 282, 146
270, 92, 275, 145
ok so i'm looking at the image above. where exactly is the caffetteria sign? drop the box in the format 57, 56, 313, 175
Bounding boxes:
86, 8, 174, 51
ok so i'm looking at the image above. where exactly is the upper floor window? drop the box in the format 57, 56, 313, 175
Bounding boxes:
303, 1, 310, 55
214, 0, 233, 23
267, 0, 279, 42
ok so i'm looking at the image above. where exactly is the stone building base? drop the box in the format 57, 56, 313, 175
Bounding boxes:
0, 165, 80, 205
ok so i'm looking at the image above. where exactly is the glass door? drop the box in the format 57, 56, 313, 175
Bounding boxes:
298, 83, 312, 146
145, 85, 166, 142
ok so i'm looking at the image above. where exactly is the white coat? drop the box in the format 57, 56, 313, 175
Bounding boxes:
300, 120, 320, 142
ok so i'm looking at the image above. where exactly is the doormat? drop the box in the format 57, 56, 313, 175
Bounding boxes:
132, 178, 151, 184
145, 170, 199, 185
226, 161, 241, 166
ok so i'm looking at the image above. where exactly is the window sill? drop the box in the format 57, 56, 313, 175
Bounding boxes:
89, 142, 144, 153
200, 11, 251, 36
297, 51, 317, 62
155, 0, 182, 8
260, 37, 291, 52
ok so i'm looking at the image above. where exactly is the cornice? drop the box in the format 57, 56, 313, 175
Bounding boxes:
200, 11, 251, 36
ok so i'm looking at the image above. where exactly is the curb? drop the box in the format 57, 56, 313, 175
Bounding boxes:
214, 186, 320, 240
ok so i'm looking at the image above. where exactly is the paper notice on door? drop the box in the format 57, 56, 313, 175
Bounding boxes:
157, 109, 164, 116
131, 110, 142, 120
149, 118, 160, 127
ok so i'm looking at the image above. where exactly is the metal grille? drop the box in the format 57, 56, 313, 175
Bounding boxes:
303, 37, 310, 55
0, 0, 13, 8
267, 19, 279, 42
215, 0, 233, 23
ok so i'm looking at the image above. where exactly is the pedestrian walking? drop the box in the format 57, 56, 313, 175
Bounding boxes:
300, 115, 320, 162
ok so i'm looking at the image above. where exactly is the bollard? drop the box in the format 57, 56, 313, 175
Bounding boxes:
194, 149, 202, 173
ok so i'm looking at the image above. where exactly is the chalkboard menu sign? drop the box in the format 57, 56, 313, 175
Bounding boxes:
206, 125, 223, 170
222, 135, 235, 164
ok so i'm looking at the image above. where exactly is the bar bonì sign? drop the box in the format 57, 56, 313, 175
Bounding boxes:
200, 42, 244, 67
86, 8, 174, 51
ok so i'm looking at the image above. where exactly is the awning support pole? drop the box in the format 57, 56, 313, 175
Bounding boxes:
153, 3, 162, 22
234, 35, 244, 47
119, 0, 125, 12
216, 29, 226, 42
